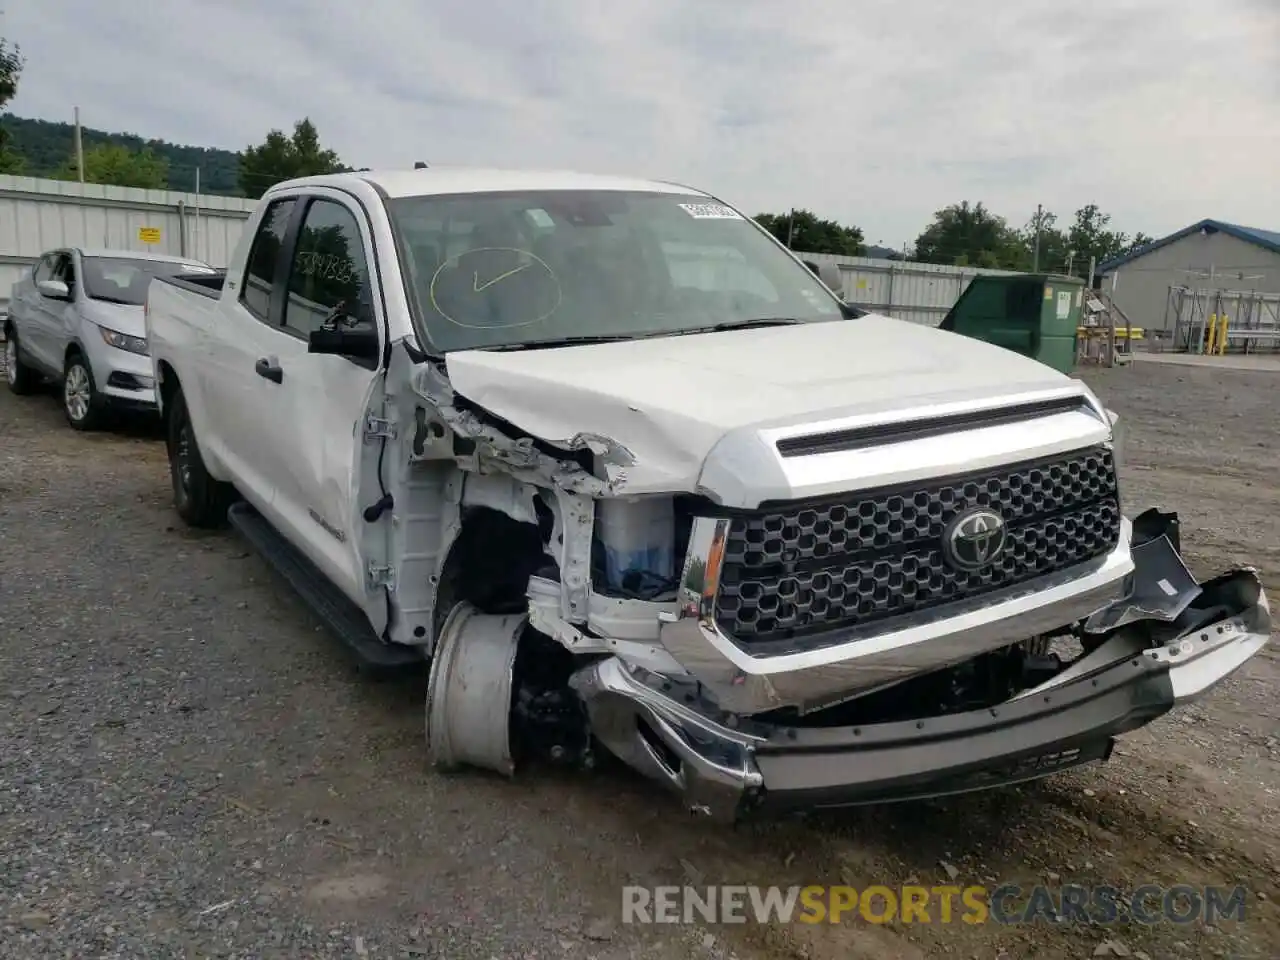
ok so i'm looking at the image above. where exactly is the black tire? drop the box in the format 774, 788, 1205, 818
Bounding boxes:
166, 387, 235, 528
3, 325, 38, 395
62, 351, 106, 431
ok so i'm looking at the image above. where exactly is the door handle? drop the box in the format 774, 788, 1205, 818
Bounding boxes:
255, 357, 283, 383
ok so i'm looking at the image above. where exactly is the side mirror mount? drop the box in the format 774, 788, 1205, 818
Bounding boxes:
308, 325, 381, 363
37, 279, 71, 300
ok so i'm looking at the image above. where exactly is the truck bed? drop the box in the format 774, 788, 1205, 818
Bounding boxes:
157, 270, 227, 299
145, 271, 231, 408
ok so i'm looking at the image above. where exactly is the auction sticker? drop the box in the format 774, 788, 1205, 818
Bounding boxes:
678, 202, 743, 219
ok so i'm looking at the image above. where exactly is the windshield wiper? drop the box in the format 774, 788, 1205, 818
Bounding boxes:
680, 317, 806, 335
483, 319, 807, 351
487, 334, 639, 351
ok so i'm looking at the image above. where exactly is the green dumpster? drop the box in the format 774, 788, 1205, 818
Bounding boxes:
939, 274, 1085, 374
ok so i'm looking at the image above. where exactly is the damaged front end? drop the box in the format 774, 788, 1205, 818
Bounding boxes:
404, 357, 1267, 822
568, 509, 1269, 819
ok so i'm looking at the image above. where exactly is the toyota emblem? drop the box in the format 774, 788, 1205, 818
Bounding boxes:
942, 507, 1008, 572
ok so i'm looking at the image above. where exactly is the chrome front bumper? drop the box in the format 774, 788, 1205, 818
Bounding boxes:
574, 566, 1269, 821
657, 515, 1136, 716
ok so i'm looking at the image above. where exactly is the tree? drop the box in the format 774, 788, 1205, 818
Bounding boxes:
1016, 208, 1069, 274
0, 115, 243, 193
239, 117, 346, 199
1121, 232, 1154, 256
55, 142, 168, 189
0, 35, 26, 172
754, 209, 865, 257
1066, 204, 1156, 272
911, 201, 1154, 277
1019, 205, 1155, 277
913, 202, 1028, 269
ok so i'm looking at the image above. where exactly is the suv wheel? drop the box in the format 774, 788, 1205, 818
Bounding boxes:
63, 352, 105, 431
3, 327, 38, 395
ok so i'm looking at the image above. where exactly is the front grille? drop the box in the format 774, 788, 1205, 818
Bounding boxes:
714, 447, 1120, 648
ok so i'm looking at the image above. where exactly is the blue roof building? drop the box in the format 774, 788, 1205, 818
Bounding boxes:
1096, 219, 1280, 340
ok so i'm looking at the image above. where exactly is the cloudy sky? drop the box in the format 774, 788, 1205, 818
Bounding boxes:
5, 0, 1278, 248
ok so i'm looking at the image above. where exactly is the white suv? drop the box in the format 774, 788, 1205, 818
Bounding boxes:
5, 247, 216, 429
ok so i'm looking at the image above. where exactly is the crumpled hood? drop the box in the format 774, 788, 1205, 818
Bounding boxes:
444, 314, 1083, 492
80, 299, 146, 338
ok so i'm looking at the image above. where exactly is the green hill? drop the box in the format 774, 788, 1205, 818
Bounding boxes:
0, 113, 243, 196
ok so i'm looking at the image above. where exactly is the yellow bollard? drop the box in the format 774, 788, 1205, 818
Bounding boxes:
1218, 315, 1230, 355
1206, 314, 1216, 354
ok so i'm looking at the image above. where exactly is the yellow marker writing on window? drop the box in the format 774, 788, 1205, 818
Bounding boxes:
473, 262, 531, 292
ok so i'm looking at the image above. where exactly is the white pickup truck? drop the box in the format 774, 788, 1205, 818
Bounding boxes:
145, 168, 1269, 820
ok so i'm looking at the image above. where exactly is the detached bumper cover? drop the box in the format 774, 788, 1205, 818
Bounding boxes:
573, 533, 1269, 821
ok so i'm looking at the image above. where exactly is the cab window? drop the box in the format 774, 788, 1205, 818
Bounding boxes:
282, 199, 375, 338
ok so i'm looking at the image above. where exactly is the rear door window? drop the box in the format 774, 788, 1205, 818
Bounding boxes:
240, 198, 297, 321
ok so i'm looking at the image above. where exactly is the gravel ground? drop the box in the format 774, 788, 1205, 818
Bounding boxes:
1, 357, 1278, 960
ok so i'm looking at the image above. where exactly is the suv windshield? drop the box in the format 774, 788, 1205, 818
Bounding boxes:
82, 256, 213, 306
384, 190, 846, 352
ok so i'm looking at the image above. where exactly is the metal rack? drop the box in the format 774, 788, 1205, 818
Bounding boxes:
1076, 290, 1141, 367
1165, 285, 1280, 355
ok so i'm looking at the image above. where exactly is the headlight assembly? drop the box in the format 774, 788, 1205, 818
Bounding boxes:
98, 325, 149, 356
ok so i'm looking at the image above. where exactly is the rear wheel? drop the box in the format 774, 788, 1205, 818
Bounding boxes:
166, 386, 235, 527
3, 326, 38, 395
62, 352, 105, 431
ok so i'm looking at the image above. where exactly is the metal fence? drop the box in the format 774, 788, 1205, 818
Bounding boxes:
2, 174, 1020, 325
0, 174, 257, 316
797, 251, 1024, 326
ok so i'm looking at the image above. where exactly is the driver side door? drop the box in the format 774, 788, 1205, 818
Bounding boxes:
260, 192, 385, 604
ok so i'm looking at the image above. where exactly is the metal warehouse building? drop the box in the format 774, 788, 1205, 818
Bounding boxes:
1099, 219, 1280, 351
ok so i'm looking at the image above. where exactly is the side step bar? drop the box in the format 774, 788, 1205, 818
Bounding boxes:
227, 501, 424, 675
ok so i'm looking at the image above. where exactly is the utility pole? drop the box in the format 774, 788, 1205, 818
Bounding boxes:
194, 167, 201, 262
786, 208, 796, 249
1032, 203, 1042, 273
73, 106, 85, 182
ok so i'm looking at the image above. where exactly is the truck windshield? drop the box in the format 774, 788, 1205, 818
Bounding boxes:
384, 190, 846, 352
81, 257, 214, 306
